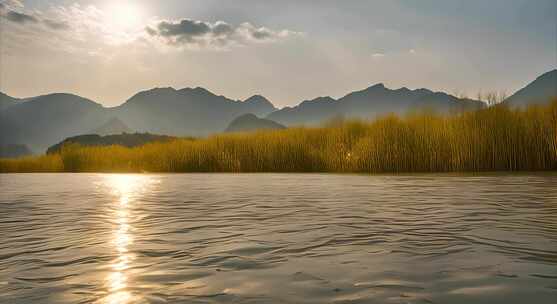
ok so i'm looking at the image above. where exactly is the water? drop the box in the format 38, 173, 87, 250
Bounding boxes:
0, 174, 556, 304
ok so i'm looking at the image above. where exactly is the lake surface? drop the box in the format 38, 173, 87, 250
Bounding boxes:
1, 174, 556, 304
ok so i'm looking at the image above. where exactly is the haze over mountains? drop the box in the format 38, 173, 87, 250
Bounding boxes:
226, 114, 286, 133
91, 118, 133, 136
267, 84, 485, 126
112, 87, 277, 136
0, 70, 555, 154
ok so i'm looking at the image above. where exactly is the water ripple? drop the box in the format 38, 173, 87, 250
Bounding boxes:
1, 173, 556, 303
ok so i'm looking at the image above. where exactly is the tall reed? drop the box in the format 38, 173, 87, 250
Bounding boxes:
1, 100, 555, 173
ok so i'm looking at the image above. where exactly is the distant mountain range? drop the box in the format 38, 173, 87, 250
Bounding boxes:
111, 87, 277, 136
1, 70, 555, 154
0, 88, 276, 153
267, 84, 485, 126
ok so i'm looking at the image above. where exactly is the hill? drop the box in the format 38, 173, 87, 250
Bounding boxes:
0, 93, 108, 152
504, 70, 557, 107
46, 133, 176, 154
225, 114, 286, 132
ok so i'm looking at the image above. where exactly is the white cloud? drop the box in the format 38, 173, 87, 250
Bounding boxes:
1, 2, 303, 57
0, 0, 24, 10
0, 0, 69, 29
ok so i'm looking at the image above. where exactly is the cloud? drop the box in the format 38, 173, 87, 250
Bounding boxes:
42, 18, 70, 30
157, 19, 212, 37
146, 18, 301, 49
1, 2, 112, 60
5, 10, 37, 24
0, 1, 68, 30
0, 0, 23, 10
1, 1, 303, 65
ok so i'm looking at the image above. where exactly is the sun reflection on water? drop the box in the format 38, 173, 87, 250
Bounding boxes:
102, 174, 154, 304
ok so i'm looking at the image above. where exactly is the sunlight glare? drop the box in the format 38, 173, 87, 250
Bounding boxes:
105, 1, 144, 32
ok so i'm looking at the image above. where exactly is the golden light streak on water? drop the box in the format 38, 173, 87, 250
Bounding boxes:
102, 175, 152, 304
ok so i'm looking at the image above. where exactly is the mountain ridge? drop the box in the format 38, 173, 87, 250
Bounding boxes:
267, 83, 485, 126
2, 69, 556, 154
0, 92, 19, 110
504, 69, 557, 107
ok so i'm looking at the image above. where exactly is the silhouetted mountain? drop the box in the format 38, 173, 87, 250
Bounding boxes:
504, 70, 557, 107
225, 114, 286, 132
4, 71, 554, 154
267, 96, 339, 126
0, 144, 32, 158
91, 118, 133, 135
0, 93, 108, 152
0, 88, 277, 152
268, 84, 485, 126
113, 87, 278, 136
242, 95, 277, 115
0, 92, 19, 110
47, 133, 176, 154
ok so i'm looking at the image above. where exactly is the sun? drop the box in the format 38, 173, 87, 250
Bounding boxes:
105, 1, 144, 32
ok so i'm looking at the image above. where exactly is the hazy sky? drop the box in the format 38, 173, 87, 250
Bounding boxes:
1, 0, 556, 107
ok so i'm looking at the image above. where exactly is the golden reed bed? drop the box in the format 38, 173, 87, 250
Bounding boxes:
2, 101, 556, 173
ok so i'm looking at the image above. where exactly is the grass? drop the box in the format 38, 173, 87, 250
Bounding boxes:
1, 100, 556, 173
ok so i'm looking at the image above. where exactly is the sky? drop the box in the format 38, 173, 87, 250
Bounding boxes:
0, 0, 556, 107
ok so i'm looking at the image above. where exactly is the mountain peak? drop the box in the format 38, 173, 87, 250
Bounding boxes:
145, 87, 177, 94
225, 113, 286, 133
414, 88, 434, 95
178, 86, 216, 97
244, 94, 273, 106
244, 94, 267, 102
26, 93, 102, 107
243, 94, 277, 115
125, 87, 178, 105
312, 96, 337, 103
367, 83, 386, 90
193, 86, 213, 94
504, 69, 557, 107
396, 87, 412, 93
